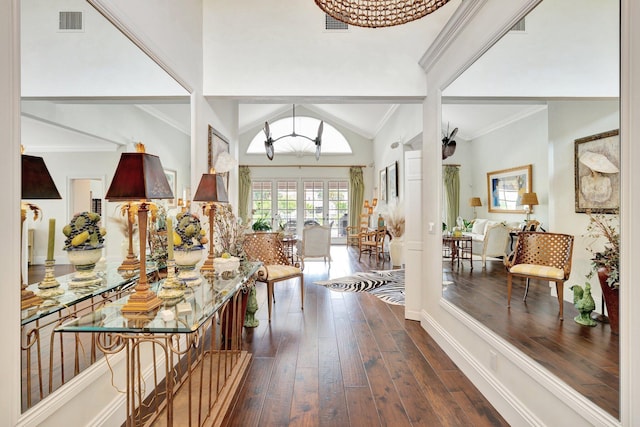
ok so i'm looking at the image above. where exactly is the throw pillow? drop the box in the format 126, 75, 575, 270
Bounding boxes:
471, 219, 488, 235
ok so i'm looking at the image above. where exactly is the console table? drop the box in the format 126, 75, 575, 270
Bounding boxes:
21, 263, 158, 411
56, 261, 261, 427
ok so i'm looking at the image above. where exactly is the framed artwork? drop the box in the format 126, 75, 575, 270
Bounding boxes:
574, 129, 620, 213
208, 125, 230, 190
163, 169, 177, 208
388, 161, 398, 200
487, 164, 532, 213
379, 168, 387, 202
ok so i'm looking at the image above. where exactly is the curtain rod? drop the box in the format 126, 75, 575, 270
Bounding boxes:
240, 164, 368, 168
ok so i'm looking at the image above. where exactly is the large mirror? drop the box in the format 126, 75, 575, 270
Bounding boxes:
20, 0, 190, 411
440, 0, 620, 419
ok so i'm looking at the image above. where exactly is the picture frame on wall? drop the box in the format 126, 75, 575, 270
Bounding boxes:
163, 169, 177, 208
208, 125, 230, 190
487, 164, 532, 213
574, 129, 620, 214
388, 161, 398, 200
379, 168, 387, 202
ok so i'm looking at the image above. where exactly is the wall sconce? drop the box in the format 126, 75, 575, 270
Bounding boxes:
105, 144, 173, 313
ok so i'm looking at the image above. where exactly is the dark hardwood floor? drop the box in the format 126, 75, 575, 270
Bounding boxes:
442, 256, 619, 419
28, 246, 618, 424
224, 247, 509, 427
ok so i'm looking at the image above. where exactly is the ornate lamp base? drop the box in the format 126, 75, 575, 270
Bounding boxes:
121, 290, 163, 313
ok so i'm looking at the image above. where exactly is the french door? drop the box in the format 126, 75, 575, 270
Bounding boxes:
251, 179, 349, 243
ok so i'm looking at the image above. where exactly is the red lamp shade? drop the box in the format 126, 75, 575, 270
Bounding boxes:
193, 173, 228, 203
105, 152, 174, 201
21, 154, 61, 200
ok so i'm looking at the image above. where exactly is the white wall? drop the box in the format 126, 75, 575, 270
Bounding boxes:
444, 0, 619, 98
21, 0, 187, 97
202, 0, 461, 98
465, 107, 549, 227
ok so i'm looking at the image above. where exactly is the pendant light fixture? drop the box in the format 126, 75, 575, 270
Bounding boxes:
263, 105, 324, 161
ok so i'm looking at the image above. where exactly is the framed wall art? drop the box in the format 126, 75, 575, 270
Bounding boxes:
379, 167, 387, 202
388, 161, 398, 200
574, 129, 619, 213
487, 164, 532, 213
163, 169, 177, 208
208, 125, 230, 190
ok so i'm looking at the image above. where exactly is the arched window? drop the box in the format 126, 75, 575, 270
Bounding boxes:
247, 116, 352, 157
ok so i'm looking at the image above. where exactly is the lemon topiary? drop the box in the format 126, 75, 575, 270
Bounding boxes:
62, 211, 106, 251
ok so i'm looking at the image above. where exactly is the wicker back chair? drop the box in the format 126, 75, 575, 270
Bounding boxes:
243, 232, 303, 321
358, 227, 387, 262
505, 231, 574, 320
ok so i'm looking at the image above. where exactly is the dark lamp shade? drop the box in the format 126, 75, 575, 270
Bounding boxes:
193, 173, 228, 203
521, 192, 539, 206
21, 154, 61, 200
105, 152, 173, 201
469, 197, 482, 207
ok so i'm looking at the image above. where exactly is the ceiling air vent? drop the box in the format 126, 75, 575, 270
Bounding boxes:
59, 11, 83, 31
325, 14, 348, 31
510, 17, 526, 32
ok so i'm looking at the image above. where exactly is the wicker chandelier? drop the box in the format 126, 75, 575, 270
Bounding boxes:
315, 0, 451, 28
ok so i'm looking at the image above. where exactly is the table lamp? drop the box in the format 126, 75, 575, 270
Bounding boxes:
193, 169, 229, 275
105, 144, 173, 313
469, 197, 482, 219
521, 192, 539, 222
21, 152, 62, 309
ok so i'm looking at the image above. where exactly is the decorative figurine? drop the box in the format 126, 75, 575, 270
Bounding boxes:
570, 282, 597, 327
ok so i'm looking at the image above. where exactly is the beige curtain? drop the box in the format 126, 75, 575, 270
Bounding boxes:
238, 166, 251, 224
443, 165, 460, 231
349, 167, 364, 228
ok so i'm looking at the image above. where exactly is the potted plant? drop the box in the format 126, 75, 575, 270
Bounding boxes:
585, 211, 620, 334
252, 216, 272, 231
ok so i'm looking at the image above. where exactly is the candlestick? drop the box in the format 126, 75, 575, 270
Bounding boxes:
167, 216, 174, 260
47, 218, 55, 261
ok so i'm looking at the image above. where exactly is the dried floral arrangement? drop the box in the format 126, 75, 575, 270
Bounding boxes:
198, 204, 248, 259
585, 211, 620, 289
384, 203, 405, 238
62, 211, 106, 250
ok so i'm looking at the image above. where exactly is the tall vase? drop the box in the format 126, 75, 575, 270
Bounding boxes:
597, 267, 619, 335
389, 237, 404, 268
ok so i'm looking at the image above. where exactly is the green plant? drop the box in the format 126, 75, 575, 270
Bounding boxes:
585, 211, 619, 289
252, 216, 272, 231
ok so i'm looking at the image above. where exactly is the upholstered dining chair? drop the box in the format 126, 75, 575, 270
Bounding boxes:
243, 232, 304, 321
296, 223, 332, 270
504, 231, 574, 320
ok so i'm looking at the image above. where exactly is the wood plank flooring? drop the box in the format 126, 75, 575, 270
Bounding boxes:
223, 247, 509, 427
442, 256, 619, 419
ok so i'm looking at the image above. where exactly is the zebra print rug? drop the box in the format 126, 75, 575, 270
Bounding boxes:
314, 269, 405, 306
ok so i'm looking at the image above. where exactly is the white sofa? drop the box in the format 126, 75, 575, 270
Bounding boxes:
463, 219, 517, 268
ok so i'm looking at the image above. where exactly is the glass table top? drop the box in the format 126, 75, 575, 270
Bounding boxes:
21, 262, 159, 326
55, 261, 261, 334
